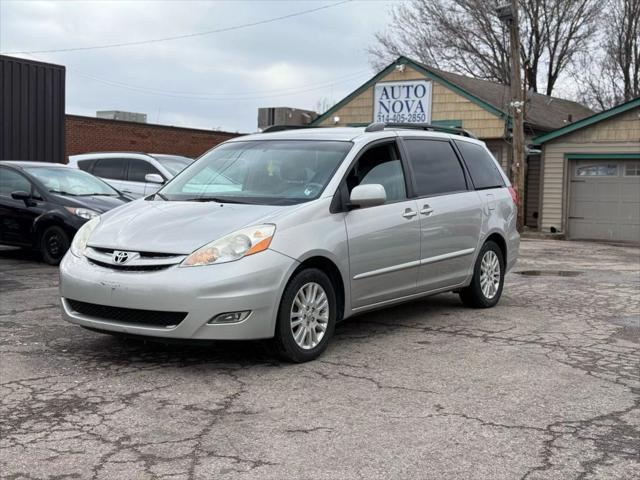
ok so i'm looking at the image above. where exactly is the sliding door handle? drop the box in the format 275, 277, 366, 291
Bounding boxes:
420, 205, 434, 216
402, 209, 418, 219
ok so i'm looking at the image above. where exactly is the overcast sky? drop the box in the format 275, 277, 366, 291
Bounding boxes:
1, 0, 401, 132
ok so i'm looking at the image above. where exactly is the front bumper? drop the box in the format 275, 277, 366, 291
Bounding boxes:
59, 249, 298, 340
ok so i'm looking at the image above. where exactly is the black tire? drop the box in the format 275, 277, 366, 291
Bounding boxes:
459, 240, 505, 308
271, 268, 337, 363
40, 225, 70, 266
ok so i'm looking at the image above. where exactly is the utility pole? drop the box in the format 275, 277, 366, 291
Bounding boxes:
497, 0, 526, 231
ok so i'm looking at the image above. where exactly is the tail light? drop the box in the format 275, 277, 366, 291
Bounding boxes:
508, 186, 518, 205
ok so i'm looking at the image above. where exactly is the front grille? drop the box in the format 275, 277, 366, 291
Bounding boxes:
66, 299, 187, 327
86, 258, 172, 272
91, 247, 180, 258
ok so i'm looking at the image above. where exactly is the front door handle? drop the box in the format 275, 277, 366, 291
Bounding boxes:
420, 205, 434, 216
402, 208, 418, 219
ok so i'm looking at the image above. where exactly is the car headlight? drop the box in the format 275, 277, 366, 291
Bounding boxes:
181, 224, 275, 267
65, 207, 99, 220
70, 216, 100, 257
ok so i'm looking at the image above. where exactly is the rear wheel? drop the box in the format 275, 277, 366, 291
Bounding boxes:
40, 225, 70, 265
459, 240, 504, 308
271, 268, 336, 362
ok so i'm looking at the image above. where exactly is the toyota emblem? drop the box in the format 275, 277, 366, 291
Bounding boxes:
112, 251, 131, 264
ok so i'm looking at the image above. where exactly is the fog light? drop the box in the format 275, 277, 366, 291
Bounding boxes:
208, 311, 251, 324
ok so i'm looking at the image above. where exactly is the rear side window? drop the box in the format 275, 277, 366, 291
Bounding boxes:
77, 159, 96, 172
403, 139, 467, 196
128, 159, 161, 182
455, 141, 505, 189
92, 158, 127, 180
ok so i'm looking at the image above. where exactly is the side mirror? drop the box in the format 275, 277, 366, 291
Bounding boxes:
145, 173, 164, 184
349, 184, 387, 209
11, 190, 31, 201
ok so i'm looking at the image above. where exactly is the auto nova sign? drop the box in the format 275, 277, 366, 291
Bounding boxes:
373, 80, 432, 124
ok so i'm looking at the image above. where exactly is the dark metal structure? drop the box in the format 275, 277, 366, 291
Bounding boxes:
1, 55, 66, 163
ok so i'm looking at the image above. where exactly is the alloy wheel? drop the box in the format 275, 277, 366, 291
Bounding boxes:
480, 250, 501, 299
290, 282, 329, 350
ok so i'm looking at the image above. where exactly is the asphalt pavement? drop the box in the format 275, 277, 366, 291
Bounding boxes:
1, 239, 638, 479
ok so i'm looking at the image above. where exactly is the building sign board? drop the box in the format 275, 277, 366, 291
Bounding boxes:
373, 80, 432, 123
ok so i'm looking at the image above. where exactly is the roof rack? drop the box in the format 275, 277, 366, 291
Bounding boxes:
364, 122, 478, 139
261, 124, 316, 133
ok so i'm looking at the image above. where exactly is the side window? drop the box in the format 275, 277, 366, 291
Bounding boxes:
576, 164, 618, 177
404, 139, 467, 196
128, 159, 162, 182
77, 159, 95, 172
92, 158, 127, 180
624, 162, 640, 176
0, 168, 31, 197
455, 141, 505, 190
346, 143, 406, 203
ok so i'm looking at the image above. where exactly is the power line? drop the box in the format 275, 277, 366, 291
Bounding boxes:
2, 0, 353, 55
72, 68, 370, 101
11, 50, 371, 99
69, 68, 370, 97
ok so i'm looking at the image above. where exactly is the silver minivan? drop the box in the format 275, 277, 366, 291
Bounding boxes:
60, 124, 519, 362
68, 152, 193, 198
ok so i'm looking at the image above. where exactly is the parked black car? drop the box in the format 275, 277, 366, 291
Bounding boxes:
0, 161, 131, 265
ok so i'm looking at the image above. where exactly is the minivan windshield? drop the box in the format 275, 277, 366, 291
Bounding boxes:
158, 140, 352, 205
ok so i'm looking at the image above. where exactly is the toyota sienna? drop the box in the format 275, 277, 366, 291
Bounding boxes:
59, 123, 519, 362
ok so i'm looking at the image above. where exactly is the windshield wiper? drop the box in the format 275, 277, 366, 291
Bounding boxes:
182, 196, 248, 204
49, 190, 79, 196
77, 193, 117, 197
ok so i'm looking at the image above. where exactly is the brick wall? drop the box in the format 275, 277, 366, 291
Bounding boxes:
65, 115, 241, 161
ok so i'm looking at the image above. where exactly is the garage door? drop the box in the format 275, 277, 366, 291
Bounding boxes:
568, 160, 640, 242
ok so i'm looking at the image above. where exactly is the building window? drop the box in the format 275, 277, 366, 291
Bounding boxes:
624, 162, 640, 176
575, 164, 618, 177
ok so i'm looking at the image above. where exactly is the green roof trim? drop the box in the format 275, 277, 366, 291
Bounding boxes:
565, 153, 640, 160
533, 97, 640, 145
311, 61, 406, 127
432, 119, 463, 128
311, 56, 509, 127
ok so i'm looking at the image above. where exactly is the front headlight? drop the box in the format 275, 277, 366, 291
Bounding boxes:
70, 216, 100, 257
65, 207, 99, 220
181, 224, 275, 267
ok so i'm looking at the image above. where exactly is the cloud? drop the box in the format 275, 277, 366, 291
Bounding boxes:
1, 0, 397, 132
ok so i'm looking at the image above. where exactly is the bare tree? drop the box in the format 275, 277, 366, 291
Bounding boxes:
540, 0, 600, 95
368, 1, 510, 83
368, 0, 600, 96
575, 0, 639, 109
314, 97, 335, 114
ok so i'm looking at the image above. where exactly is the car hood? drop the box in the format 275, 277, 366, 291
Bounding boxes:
88, 199, 291, 254
51, 193, 130, 213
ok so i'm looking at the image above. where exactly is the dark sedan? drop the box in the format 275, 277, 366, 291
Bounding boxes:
0, 161, 131, 265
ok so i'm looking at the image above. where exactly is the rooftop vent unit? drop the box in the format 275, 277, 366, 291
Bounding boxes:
97, 110, 147, 123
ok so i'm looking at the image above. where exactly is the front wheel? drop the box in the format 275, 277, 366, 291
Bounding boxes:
40, 225, 70, 266
271, 268, 337, 362
459, 241, 504, 308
